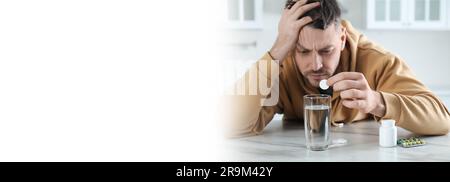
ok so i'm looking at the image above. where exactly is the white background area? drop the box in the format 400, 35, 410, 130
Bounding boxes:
0, 0, 223, 161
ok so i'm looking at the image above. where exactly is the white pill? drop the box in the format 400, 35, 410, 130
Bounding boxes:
319, 79, 329, 90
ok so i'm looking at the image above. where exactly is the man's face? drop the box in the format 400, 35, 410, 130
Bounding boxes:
295, 23, 346, 87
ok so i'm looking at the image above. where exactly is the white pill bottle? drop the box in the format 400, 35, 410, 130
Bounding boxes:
379, 120, 397, 147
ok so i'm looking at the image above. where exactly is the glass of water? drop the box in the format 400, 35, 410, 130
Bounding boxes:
304, 94, 331, 151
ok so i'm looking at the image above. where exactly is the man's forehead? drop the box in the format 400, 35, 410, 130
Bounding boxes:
297, 43, 334, 50
298, 24, 339, 49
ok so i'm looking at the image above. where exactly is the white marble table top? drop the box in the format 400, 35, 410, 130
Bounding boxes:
224, 120, 450, 161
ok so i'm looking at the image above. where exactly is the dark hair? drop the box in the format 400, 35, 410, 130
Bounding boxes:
285, 0, 341, 30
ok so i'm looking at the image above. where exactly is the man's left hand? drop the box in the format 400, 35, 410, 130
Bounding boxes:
327, 72, 386, 117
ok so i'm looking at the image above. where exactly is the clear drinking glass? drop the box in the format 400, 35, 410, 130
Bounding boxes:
304, 94, 331, 151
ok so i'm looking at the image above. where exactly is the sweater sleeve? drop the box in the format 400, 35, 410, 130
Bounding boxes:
222, 53, 285, 137
375, 55, 450, 135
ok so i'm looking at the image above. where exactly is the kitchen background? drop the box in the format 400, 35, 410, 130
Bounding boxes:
220, 0, 450, 117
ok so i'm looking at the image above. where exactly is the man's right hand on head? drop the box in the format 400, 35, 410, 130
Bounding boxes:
269, 0, 320, 63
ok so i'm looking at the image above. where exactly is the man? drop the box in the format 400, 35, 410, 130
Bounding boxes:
224, 0, 450, 137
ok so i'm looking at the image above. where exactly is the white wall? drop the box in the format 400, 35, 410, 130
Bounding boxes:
222, 0, 284, 59
362, 30, 450, 87
340, 0, 450, 88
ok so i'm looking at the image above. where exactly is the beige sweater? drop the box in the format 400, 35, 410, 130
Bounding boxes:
223, 20, 450, 137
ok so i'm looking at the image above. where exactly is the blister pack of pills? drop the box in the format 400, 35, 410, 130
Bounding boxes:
397, 137, 426, 148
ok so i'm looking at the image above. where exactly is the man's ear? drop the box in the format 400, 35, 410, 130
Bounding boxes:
340, 27, 347, 51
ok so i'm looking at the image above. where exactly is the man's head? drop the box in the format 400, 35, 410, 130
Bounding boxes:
286, 0, 346, 87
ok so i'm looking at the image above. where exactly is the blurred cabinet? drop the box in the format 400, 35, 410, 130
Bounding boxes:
367, 0, 448, 30
223, 0, 263, 29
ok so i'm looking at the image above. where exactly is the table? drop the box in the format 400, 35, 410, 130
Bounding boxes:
224, 120, 450, 161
